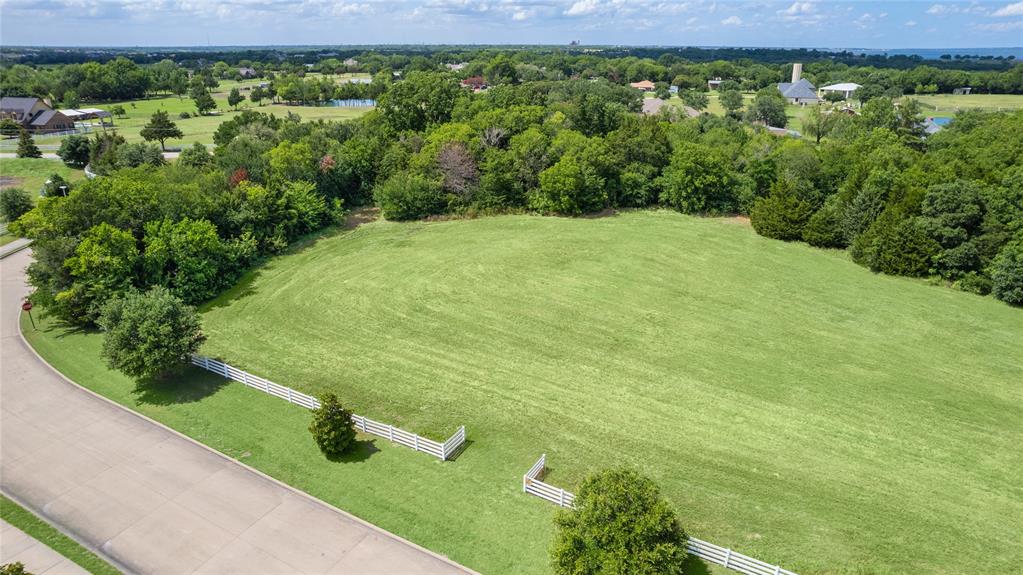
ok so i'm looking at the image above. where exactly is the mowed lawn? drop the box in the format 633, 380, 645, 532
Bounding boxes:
0, 158, 86, 195
24, 211, 1023, 574
914, 93, 1023, 113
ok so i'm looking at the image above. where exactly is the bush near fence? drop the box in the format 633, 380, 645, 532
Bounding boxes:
523, 454, 798, 575
191, 355, 466, 460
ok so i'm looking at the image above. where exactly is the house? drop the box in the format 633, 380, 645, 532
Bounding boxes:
777, 63, 819, 105
237, 67, 257, 78
629, 80, 656, 92
343, 58, 359, 68
952, 87, 972, 95
641, 98, 665, 115
818, 82, 861, 100
707, 78, 723, 90
60, 107, 114, 127
0, 97, 73, 133
923, 116, 952, 135
460, 76, 488, 91
445, 62, 468, 72
669, 85, 679, 95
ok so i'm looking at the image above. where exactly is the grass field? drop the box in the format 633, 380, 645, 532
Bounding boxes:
0, 494, 120, 575
0, 81, 373, 151
0, 158, 86, 196
23, 211, 1023, 574
914, 93, 1023, 113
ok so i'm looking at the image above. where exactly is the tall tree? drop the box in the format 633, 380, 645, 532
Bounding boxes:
227, 87, 244, 110
139, 110, 183, 151
15, 129, 41, 158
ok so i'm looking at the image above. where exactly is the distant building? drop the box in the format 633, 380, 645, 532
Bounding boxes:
343, 58, 359, 68
445, 62, 468, 72
669, 85, 679, 95
819, 82, 861, 100
952, 87, 972, 95
777, 63, 819, 105
641, 98, 665, 115
0, 97, 74, 133
237, 67, 257, 78
460, 76, 488, 91
629, 80, 656, 92
707, 79, 723, 90
923, 116, 952, 135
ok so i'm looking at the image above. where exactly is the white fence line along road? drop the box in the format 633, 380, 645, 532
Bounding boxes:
191, 355, 467, 461
522, 454, 798, 575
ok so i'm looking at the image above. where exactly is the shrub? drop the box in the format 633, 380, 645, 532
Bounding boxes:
98, 286, 206, 380
57, 134, 91, 168
179, 111, 191, 119
0, 188, 33, 222
802, 199, 847, 248
657, 144, 738, 214
551, 467, 687, 575
991, 239, 1023, 306
953, 272, 993, 295
853, 210, 940, 277
750, 181, 813, 241
177, 142, 212, 168
309, 393, 357, 458
374, 173, 445, 220
1, 562, 28, 575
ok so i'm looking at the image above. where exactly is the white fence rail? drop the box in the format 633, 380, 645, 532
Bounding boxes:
522, 454, 797, 575
191, 355, 466, 461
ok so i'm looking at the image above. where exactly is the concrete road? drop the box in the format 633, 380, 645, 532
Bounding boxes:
0, 519, 90, 575
0, 249, 473, 575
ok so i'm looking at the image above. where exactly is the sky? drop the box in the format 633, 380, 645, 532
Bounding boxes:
0, 0, 1021, 49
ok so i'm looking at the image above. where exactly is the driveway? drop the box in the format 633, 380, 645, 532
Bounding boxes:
0, 249, 473, 575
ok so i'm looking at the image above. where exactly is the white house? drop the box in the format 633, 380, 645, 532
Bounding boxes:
819, 82, 862, 100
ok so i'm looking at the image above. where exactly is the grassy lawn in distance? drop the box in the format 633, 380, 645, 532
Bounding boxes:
24, 211, 1022, 574
0, 158, 86, 197
0, 495, 120, 575
914, 93, 1023, 113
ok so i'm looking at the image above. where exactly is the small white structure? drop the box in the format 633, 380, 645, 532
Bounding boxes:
819, 82, 862, 100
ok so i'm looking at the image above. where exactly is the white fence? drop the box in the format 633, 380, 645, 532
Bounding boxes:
522, 454, 797, 575
191, 355, 466, 460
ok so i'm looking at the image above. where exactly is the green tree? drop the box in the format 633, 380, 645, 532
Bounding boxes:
16, 129, 41, 158
751, 180, 814, 241
530, 155, 606, 215
139, 110, 183, 151
374, 173, 445, 220
918, 181, 986, 280
0, 188, 33, 222
378, 71, 460, 132
802, 198, 847, 248
309, 393, 357, 458
143, 218, 232, 304
177, 142, 212, 168
551, 468, 687, 575
803, 105, 836, 144
58, 223, 139, 324
190, 79, 216, 116
57, 134, 91, 167
745, 89, 788, 128
249, 85, 267, 105
719, 89, 744, 118
657, 144, 739, 214
98, 286, 206, 380
227, 87, 244, 110
680, 88, 708, 111
991, 239, 1023, 306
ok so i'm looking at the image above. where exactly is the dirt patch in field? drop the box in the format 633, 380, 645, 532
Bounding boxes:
344, 207, 380, 229
0, 176, 23, 189
722, 215, 751, 227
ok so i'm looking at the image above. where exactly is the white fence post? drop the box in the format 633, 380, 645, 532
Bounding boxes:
774, 566, 781, 575
360, 417, 367, 433
287, 387, 293, 403
559, 488, 565, 507
414, 434, 419, 452
723, 549, 732, 568
388, 424, 394, 442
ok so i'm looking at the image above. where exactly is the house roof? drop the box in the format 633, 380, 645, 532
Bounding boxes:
641, 98, 665, 115
461, 76, 487, 87
777, 78, 818, 101
820, 82, 861, 92
630, 80, 656, 90
29, 109, 67, 126
0, 97, 45, 116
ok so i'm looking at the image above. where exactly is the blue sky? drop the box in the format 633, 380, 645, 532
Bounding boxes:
1, 1, 1021, 49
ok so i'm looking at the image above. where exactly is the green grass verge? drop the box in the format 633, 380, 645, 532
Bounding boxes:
0, 495, 120, 575
913, 93, 1023, 113
0, 158, 86, 197
0, 234, 17, 247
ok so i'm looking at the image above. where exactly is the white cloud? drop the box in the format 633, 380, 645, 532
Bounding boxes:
927, 2, 989, 16
721, 15, 742, 25
779, 1, 814, 15
905, 19, 917, 26
992, 1, 1023, 16
975, 19, 1023, 30
565, 0, 599, 16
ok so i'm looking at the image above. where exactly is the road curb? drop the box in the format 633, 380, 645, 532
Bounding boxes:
0, 239, 32, 260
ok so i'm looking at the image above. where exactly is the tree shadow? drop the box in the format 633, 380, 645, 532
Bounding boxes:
325, 438, 380, 463
682, 555, 714, 575
132, 365, 229, 406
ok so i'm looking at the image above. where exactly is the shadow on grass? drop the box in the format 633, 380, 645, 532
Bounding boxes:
441, 438, 473, 462
132, 365, 229, 406
682, 555, 714, 575
325, 438, 380, 463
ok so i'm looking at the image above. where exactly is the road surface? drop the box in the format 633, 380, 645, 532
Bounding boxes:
0, 249, 472, 575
